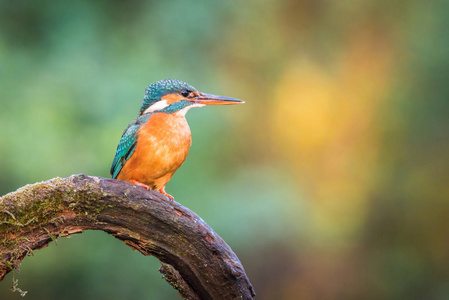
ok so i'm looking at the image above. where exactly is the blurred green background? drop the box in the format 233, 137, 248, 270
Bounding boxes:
1, 0, 448, 299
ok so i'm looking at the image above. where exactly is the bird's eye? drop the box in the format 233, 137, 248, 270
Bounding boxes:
181, 90, 190, 97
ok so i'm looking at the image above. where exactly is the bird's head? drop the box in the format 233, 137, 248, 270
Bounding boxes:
139, 79, 243, 116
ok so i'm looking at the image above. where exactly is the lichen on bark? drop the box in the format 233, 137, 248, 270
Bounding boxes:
0, 175, 255, 300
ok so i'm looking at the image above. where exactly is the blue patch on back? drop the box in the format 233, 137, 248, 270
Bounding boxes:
110, 114, 152, 178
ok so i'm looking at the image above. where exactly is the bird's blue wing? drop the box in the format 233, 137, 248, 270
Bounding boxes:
110, 123, 140, 179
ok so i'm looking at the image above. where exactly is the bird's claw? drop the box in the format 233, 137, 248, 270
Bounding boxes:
130, 180, 151, 190
129, 180, 174, 201
159, 188, 174, 201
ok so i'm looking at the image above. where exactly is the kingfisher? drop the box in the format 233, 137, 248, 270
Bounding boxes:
110, 79, 243, 200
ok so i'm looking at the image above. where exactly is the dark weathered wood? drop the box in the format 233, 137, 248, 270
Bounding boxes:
0, 174, 255, 300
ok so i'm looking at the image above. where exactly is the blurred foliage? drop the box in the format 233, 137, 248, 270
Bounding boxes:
1, 0, 448, 299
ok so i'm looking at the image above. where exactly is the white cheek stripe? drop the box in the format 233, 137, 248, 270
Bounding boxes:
177, 103, 205, 116
143, 100, 169, 114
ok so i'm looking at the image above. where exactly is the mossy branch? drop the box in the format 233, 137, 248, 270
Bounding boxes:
0, 174, 255, 300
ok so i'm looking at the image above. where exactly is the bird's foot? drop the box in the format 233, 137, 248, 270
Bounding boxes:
129, 181, 173, 201
159, 187, 174, 201
130, 180, 151, 190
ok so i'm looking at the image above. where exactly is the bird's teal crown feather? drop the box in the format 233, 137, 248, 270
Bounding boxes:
139, 79, 197, 115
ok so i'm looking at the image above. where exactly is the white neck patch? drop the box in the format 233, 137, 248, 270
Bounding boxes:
143, 100, 169, 114
177, 103, 205, 117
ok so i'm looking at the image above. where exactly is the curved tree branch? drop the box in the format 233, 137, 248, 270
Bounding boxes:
0, 175, 255, 300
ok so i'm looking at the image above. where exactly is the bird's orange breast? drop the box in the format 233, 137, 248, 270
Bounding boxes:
117, 113, 191, 190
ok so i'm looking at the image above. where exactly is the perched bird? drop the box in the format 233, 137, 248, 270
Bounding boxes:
110, 79, 243, 200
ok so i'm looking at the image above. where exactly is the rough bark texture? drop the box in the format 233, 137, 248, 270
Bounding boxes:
0, 174, 255, 300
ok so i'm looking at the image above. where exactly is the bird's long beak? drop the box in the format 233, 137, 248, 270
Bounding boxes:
193, 93, 244, 105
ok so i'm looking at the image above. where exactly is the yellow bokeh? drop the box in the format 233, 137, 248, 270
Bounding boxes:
271, 26, 395, 242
